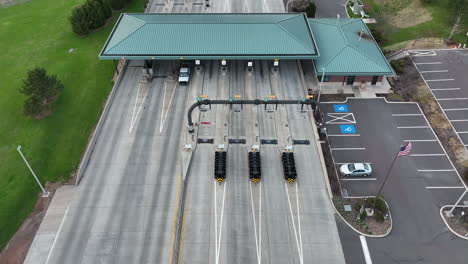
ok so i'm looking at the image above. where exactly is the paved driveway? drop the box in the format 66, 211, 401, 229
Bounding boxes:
320, 98, 468, 264
409, 49, 468, 149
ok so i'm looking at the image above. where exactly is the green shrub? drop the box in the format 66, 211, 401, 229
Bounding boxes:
109, 0, 127, 10
19, 67, 64, 117
359, 210, 367, 220
374, 210, 385, 222
390, 59, 405, 74
69, 0, 112, 35
366, 197, 388, 214
305, 2, 316, 18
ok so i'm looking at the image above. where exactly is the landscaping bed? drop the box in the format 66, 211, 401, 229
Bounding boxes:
442, 206, 468, 238
334, 196, 392, 236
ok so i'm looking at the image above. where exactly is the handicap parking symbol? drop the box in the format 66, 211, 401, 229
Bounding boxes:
334, 104, 348, 112
340, 125, 356, 134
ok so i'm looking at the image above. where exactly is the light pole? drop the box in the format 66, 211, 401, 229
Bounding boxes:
317, 68, 325, 102
17, 146, 50, 198
285, 0, 294, 12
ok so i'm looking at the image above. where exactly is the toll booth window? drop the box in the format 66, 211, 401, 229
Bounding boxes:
318, 75, 330, 82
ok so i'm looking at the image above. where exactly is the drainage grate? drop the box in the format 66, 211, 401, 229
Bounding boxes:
293, 140, 310, 145
229, 139, 246, 144
260, 139, 278, 145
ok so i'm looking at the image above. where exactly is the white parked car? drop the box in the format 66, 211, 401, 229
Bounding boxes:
339, 163, 372, 177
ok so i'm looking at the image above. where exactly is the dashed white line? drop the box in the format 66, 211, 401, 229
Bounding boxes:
425, 79, 455, 82
415, 62, 442, 65
432, 88, 461, 91
360, 235, 373, 264
403, 139, 436, 142
410, 153, 445, 156
397, 126, 430, 129
444, 108, 468, 111
327, 134, 361, 137
341, 178, 377, 181
420, 70, 449, 73
437, 98, 468, 101
426, 186, 465, 189
418, 169, 455, 172
391, 113, 422, 116
330, 147, 366, 150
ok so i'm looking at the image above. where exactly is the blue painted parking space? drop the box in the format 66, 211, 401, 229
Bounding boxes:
333, 104, 348, 112
339, 125, 356, 134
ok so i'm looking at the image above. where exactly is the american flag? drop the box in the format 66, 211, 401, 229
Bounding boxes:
398, 142, 412, 156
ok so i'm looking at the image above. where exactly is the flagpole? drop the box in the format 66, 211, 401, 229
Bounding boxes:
373, 148, 400, 207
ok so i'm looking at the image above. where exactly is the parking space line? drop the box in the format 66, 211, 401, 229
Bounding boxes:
450, 120, 468, 122
415, 62, 442, 65
432, 88, 461, 91
444, 108, 468, 111
391, 113, 422, 116
359, 235, 373, 264
330, 147, 366, 150
403, 139, 436, 142
327, 134, 361, 137
437, 98, 468, 101
410, 153, 445, 156
418, 169, 455, 172
426, 186, 465, 189
341, 178, 377, 181
425, 79, 455, 82
458, 131, 468, 134
420, 70, 449, 73
397, 126, 430, 129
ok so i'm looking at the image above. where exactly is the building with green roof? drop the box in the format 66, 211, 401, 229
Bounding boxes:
308, 18, 394, 86
99, 13, 393, 87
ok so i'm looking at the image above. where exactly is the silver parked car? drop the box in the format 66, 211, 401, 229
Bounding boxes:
339, 163, 372, 177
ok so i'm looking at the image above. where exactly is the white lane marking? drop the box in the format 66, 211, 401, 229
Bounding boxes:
46, 205, 70, 264
420, 70, 449, 73
403, 139, 436, 142
336, 162, 372, 165
295, 184, 303, 263
341, 178, 377, 181
249, 182, 262, 264
450, 119, 468, 122
284, 183, 303, 264
360, 235, 373, 264
327, 134, 361, 137
432, 88, 461, 91
391, 113, 422, 116
330, 147, 366, 150
426, 186, 465, 189
129, 83, 150, 133
444, 108, 468, 111
410, 153, 445, 156
458, 131, 468, 134
397, 126, 430, 129
425, 79, 455, 82
415, 62, 442, 65
411, 50, 437, 57
160, 82, 177, 133
437, 98, 468, 101
326, 113, 356, 124
214, 181, 227, 264
418, 169, 455, 172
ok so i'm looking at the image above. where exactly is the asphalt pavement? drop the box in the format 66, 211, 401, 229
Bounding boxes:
321, 98, 468, 264
409, 49, 468, 150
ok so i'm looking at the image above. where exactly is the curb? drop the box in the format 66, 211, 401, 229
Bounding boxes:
332, 197, 393, 238
75, 60, 128, 184
440, 205, 468, 240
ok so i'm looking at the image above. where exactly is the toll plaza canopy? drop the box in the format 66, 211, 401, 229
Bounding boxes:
99, 13, 319, 60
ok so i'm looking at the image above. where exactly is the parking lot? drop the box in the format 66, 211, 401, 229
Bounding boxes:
320, 98, 468, 264
409, 49, 468, 149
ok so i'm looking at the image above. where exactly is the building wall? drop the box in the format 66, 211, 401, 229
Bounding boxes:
323, 75, 383, 85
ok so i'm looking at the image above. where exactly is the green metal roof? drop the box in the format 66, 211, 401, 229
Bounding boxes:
308, 18, 394, 76
99, 13, 319, 60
